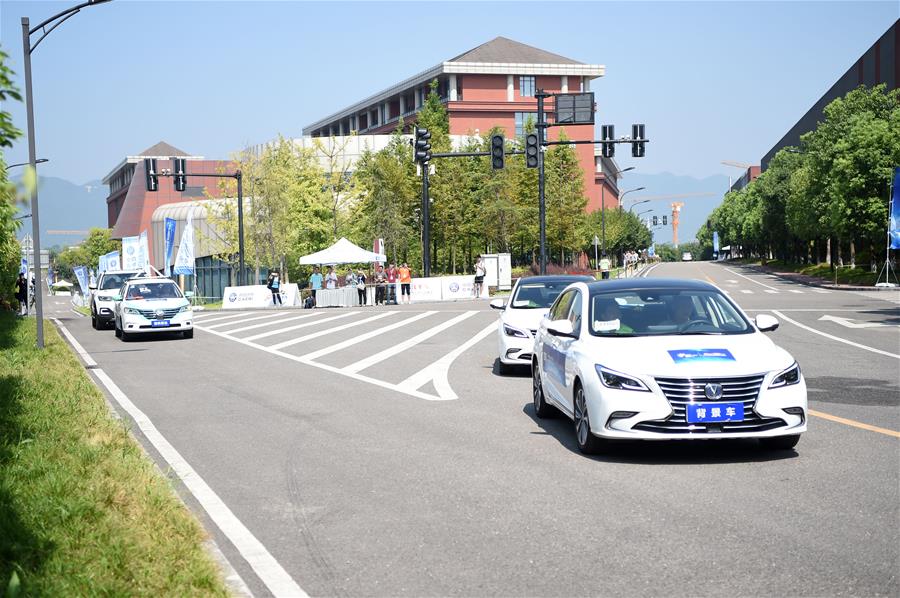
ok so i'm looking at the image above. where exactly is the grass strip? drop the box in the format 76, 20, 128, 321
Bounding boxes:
734, 258, 881, 286
0, 312, 229, 596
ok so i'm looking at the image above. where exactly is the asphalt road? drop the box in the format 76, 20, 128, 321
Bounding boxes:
49, 261, 899, 597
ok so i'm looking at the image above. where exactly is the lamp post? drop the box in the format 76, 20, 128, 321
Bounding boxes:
21, 0, 111, 348
5, 158, 48, 170
628, 198, 651, 213
601, 167, 636, 258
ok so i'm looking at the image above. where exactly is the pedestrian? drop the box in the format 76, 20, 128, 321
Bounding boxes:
356, 268, 368, 306
15, 272, 28, 316
267, 270, 282, 306
325, 266, 338, 290
374, 264, 387, 305
398, 262, 412, 305
473, 255, 486, 298
386, 262, 398, 304
600, 254, 611, 280
345, 268, 357, 288
309, 266, 323, 303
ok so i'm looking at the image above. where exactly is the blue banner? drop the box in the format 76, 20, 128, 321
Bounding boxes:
713, 231, 720, 253
20, 257, 27, 274
890, 167, 900, 250
73, 266, 89, 298
164, 217, 177, 277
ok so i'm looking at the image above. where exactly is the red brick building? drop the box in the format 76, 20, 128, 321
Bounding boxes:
303, 37, 624, 210
103, 141, 230, 253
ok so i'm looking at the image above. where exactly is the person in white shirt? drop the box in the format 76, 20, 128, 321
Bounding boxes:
325, 266, 338, 290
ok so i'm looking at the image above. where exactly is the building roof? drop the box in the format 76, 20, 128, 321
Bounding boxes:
303, 37, 604, 134
449, 36, 583, 65
137, 141, 190, 157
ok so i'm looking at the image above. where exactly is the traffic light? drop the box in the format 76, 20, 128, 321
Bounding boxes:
601, 124, 615, 158
414, 127, 432, 163
662, 215, 668, 226
631, 124, 646, 158
525, 132, 539, 169
490, 134, 505, 170
652, 215, 658, 226
144, 158, 158, 192
172, 157, 186, 192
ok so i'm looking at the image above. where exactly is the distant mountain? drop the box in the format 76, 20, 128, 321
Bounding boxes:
12, 176, 108, 248
618, 172, 730, 246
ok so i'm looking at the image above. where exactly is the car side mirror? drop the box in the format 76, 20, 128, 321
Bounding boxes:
755, 314, 779, 332
88, 284, 96, 290
113, 294, 122, 302
489, 298, 506, 310
184, 291, 194, 298
548, 319, 577, 338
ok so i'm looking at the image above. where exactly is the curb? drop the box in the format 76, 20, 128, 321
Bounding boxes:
740, 264, 898, 292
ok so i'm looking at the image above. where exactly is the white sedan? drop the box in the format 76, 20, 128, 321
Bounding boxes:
532, 279, 807, 453
114, 277, 194, 340
490, 275, 594, 374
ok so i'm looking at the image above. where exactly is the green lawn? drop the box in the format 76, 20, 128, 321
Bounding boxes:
0, 312, 228, 596
741, 259, 882, 286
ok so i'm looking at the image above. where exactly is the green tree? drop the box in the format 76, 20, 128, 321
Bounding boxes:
0, 47, 23, 306
54, 228, 118, 280
544, 130, 587, 264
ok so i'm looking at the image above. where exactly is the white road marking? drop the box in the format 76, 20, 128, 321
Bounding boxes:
225, 313, 320, 334
193, 312, 253, 324
727, 279, 739, 284
205, 312, 286, 330
764, 290, 779, 294
812, 289, 831, 293
343, 311, 478, 374
789, 289, 803, 294
298, 311, 436, 361
241, 312, 356, 342
818, 314, 897, 329
772, 310, 900, 360
70, 308, 85, 317
50, 319, 304, 597
740, 289, 753, 294
268, 312, 396, 351
725, 268, 780, 291
399, 322, 496, 400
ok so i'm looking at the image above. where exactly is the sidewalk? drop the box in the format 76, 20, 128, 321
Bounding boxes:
741, 262, 898, 292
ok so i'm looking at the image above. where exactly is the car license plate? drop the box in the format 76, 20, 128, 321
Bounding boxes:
151, 320, 171, 328
685, 402, 744, 423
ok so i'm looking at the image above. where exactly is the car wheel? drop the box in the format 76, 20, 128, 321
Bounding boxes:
183, 328, 193, 339
532, 362, 555, 418
91, 313, 98, 329
573, 383, 606, 454
120, 328, 130, 341
114, 318, 121, 338
759, 434, 800, 451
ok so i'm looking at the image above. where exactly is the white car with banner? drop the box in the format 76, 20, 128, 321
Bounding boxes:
490, 275, 593, 374
532, 278, 807, 454
113, 277, 194, 340
89, 269, 141, 329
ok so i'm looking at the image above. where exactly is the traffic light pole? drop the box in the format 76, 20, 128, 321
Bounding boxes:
422, 163, 430, 277
536, 90, 549, 275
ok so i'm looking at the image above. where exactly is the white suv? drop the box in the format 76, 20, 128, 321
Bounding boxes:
113, 277, 194, 340
90, 270, 141, 329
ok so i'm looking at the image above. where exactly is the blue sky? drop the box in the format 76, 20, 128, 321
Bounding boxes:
1, 1, 897, 184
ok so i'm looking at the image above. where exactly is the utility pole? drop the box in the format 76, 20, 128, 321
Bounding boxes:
536, 90, 549, 274
421, 163, 430, 277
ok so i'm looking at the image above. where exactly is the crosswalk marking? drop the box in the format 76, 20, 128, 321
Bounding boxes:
242, 312, 357, 341
268, 312, 396, 351
740, 289, 753, 294
343, 311, 478, 374
193, 312, 253, 324
764, 290, 778, 294
297, 311, 436, 361
205, 312, 285, 330
813, 289, 831, 294
225, 313, 320, 334
789, 289, 803, 294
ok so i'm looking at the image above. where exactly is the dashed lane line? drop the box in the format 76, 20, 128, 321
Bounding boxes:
807, 409, 900, 439
297, 311, 436, 361
764, 289, 779, 294
740, 289, 753, 294
342, 311, 479, 374
268, 312, 396, 351
771, 310, 900, 360
240, 312, 357, 342
49, 318, 306, 597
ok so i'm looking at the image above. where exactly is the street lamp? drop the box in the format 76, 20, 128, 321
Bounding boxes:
628, 198, 651, 213
21, 0, 111, 348
5, 158, 48, 170
637, 208, 653, 218
601, 167, 636, 258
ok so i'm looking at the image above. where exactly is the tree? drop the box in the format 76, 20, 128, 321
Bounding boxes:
54, 228, 118, 280
544, 130, 587, 264
0, 47, 22, 307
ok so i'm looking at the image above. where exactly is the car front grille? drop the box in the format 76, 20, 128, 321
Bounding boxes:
633, 374, 786, 434
137, 307, 181, 319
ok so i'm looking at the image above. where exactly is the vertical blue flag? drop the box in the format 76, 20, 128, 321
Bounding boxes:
164, 217, 177, 277
890, 167, 900, 250
713, 231, 720, 254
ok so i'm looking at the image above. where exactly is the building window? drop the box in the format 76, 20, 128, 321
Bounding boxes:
519, 76, 535, 97
515, 112, 537, 138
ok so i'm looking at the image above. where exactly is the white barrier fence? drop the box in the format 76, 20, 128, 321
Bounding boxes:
222, 284, 302, 309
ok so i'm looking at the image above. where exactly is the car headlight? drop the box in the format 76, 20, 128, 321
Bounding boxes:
124, 307, 141, 315
503, 324, 528, 338
97, 295, 113, 301
769, 362, 801, 388
595, 364, 650, 392
178, 304, 191, 313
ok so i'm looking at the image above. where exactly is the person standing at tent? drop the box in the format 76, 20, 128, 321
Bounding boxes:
309, 266, 323, 305
267, 270, 282, 306
356, 268, 368, 306
386, 263, 398, 305
399, 263, 412, 305
374, 264, 387, 305
325, 266, 338, 290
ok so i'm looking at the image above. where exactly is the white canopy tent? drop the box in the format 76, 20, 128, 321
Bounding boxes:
298, 237, 386, 265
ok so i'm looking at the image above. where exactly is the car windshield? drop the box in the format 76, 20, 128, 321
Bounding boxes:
125, 282, 182, 300
589, 288, 752, 336
100, 273, 137, 290
510, 280, 578, 309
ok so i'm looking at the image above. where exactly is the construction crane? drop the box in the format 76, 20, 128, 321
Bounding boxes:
670, 202, 685, 247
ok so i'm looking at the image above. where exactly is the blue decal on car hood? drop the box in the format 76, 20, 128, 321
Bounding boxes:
668, 348, 735, 363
